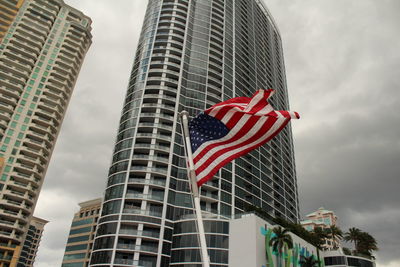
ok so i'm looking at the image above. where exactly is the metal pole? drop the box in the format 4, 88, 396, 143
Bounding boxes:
180, 111, 211, 267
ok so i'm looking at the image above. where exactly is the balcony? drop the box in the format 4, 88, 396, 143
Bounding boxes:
200, 191, 219, 203
0, 101, 14, 113
201, 180, 219, 192
115, 244, 158, 254
119, 229, 160, 239
26, 130, 51, 145
8, 179, 36, 194
36, 106, 57, 118
130, 166, 168, 175
127, 178, 166, 188
113, 258, 134, 265
135, 244, 159, 254
20, 146, 44, 159
0, 86, 21, 101
0, 78, 24, 93
141, 103, 176, 112
3, 188, 25, 200
29, 123, 55, 139
9, 169, 29, 181
3, 199, 23, 210
0, 209, 28, 225
125, 193, 164, 203
135, 133, 171, 142
138, 122, 173, 131
131, 155, 169, 164
121, 208, 162, 218
32, 115, 56, 129
0, 110, 11, 121
0, 94, 18, 105
17, 152, 43, 167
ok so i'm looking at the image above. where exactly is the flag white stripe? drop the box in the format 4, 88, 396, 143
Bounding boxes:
254, 104, 274, 115
208, 103, 246, 117
243, 90, 265, 112
220, 109, 237, 125
289, 111, 298, 119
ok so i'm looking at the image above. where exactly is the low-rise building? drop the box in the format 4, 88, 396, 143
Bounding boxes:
301, 207, 338, 230
301, 207, 339, 249
62, 198, 101, 267
230, 213, 375, 267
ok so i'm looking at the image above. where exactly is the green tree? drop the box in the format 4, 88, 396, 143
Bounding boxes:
344, 228, 378, 259
357, 232, 378, 258
311, 227, 328, 250
269, 226, 293, 267
344, 227, 362, 251
327, 225, 343, 249
342, 247, 352, 255
299, 255, 319, 267
310, 227, 328, 267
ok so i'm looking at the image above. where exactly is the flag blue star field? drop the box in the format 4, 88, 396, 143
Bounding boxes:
188, 89, 300, 186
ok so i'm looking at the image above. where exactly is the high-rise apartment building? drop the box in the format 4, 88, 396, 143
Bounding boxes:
18, 216, 48, 266
0, 0, 92, 263
90, 0, 298, 266
62, 198, 101, 267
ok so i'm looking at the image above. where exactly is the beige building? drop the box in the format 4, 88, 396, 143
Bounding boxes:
0, 0, 25, 44
62, 198, 101, 267
0, 0, 92, 264
301, 207, 339, 250
18, 216, 48, 266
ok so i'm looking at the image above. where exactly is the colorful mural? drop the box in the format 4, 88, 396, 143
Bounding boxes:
260, 226, 323, 267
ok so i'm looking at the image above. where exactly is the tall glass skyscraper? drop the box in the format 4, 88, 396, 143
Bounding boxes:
91, 0, 298, 266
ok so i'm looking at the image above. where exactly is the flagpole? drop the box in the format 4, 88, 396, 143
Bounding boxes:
180, 111, 211, 267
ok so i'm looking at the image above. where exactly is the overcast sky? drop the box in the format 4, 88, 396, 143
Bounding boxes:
33, 1, 400, 266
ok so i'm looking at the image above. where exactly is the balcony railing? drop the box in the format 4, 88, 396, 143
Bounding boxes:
119, 229, 160, 238
122, 208, 162, 217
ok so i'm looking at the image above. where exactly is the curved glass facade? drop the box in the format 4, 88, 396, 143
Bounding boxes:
170, 217, 229, 267
90, 0, 298, 266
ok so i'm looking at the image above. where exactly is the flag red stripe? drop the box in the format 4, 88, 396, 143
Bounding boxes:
225, 112, 244, 129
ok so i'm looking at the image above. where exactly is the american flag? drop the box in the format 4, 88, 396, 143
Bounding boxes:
189, 89, 300, 186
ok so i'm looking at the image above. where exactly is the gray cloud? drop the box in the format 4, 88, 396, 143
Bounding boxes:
33, 0, 399, 266
266, 0, 400, 265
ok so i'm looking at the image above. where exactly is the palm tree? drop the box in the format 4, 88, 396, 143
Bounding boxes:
299, 255, 319, 267
342, 247, 352, 255
327, 225, 343, 249
311, 227, 328, 250
344, 227, 362, 251
269, 226, 293, 267
357, 232, 378, 258
311, 227, 328, 267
